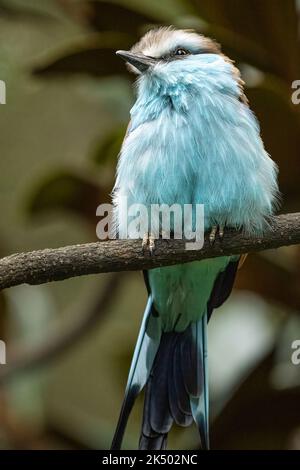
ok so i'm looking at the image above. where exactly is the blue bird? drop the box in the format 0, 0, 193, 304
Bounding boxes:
111, 27, 279, 450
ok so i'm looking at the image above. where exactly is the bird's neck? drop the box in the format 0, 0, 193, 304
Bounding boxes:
129, 64, 240, 132
130, 76, 191, 130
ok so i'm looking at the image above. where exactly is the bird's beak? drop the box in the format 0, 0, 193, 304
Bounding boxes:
116, 50, 156, 72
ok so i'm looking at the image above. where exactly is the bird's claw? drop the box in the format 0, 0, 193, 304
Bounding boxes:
209, 226, 218, 244
209, 225, 225, 244
219, 224, 225, 239
142, 233, 148, 252
142, 233, 156, 255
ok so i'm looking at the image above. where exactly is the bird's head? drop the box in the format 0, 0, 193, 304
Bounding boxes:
116, 26, 221, 76
116, 27, 246, 117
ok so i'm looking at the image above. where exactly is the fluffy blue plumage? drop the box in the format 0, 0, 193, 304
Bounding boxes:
114, 52, 278, 234
111, 28, 279, 450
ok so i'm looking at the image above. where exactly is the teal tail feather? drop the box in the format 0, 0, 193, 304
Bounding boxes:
111, 296, 161, 450
190, 312, 209, 449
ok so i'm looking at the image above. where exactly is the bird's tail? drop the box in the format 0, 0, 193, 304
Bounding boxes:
139, 314, 209, 450
111, 296, 161, 450
111, 298, 209, 450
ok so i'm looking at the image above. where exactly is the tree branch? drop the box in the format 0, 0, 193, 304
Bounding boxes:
1, 213, 300, 291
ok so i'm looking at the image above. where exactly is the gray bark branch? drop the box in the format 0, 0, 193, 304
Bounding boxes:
1, 213, 300, 291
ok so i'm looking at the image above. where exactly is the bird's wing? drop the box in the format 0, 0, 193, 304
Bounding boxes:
207, 257, 240, 320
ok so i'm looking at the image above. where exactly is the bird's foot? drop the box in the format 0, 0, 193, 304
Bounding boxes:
142, 232, 156, 255
219, 224, 225, 239
209, 224, 225, 245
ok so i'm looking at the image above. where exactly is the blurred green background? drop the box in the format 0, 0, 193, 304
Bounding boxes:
0, 0, 300, 450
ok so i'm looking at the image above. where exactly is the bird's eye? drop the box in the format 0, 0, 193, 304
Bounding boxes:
174, 48, 189, 56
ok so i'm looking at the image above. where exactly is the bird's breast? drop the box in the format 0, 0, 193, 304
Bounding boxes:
119, 112, 198, 207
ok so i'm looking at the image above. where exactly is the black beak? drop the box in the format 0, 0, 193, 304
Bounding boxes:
116, 50, 156, 72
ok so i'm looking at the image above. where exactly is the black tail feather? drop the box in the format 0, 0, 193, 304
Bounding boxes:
181, 327, 202, 397
139, 432, 167, 450
111, 385, 139, 450
139, 379, 168, 450
139, 328, 201, 450
173, 340, 190, 415
169, 336, 193, 425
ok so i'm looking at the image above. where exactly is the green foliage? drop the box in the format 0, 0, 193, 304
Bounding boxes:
91, 125, 127, 166
27, 171, 108, 225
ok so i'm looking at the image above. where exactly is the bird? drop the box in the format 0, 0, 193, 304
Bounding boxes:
111, 26, 279, 450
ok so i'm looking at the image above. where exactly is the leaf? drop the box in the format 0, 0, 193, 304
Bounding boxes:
27, 171, 110, 226
91, 125, 127, 166
34, 47, 125, 78
0, 0, 54, 21
32, 33, 134, 78
33, 0, 168, 79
